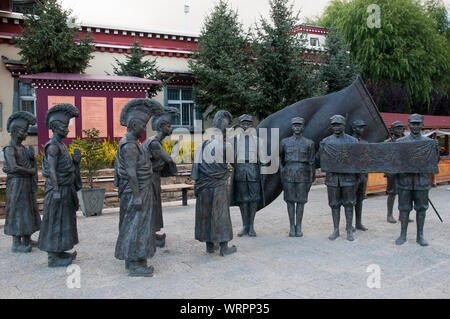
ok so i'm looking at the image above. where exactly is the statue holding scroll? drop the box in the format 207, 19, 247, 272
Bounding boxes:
38, 104, 81, 267
279, 117, 315, 237
384, 121, 413, 224
351, 119, 369, 231
319, 115, 358, 242
395, 114, 439, 246
3, 111, 41, 253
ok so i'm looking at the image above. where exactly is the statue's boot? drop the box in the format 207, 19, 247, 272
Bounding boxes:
219, 242, 237, 257
206, 242, 216, 254
247, 202, 258, 237
125, 257, 145, 269
288, 203, 296, 237
355, 202, 368, 231
128, 259, 154, 277
416, 211, 428, 246
345, 207, 355, 241
387, 195, 397, 223
395, 211, 409, 245
289, 225, 296, 237
21, 236, 34, 252
23, 235, 38, 247
11, 236, 28, 253
295, 203, 304, 237
48, 252, 73, 267
328, 208, 340, 240
155, 233, 166, 248
238, 204, 249, 237
58, 250, 77, 260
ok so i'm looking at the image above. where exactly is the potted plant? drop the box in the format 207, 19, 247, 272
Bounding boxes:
72, 128, 106, 217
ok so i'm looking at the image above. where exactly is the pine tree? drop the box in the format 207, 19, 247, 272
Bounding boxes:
188, 0, 257, 117
111, 41, 165, 98
15, 0, 94, 74
251, 0, 327, 118
320, 25, 361, 94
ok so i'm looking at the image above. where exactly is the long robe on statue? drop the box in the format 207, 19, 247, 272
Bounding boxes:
192, 139, 233, 243
38, 139, 81, 252
142, 138, 177, 232
3, 144, 41, 236
114, 133, 156, 261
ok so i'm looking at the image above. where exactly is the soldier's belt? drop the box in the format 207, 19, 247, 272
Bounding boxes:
320, 140, 439, 174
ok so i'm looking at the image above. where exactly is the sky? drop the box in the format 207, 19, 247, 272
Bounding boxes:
60, 0, 333, 35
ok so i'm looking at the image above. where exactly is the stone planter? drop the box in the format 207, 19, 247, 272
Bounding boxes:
77, 187, 106, 217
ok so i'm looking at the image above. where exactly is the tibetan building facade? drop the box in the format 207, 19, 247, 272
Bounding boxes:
0, 5, 329, 153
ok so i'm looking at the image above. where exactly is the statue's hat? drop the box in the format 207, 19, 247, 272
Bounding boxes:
151, 106, 180, 131
120, 98, 164, 127
352, 119, 367, 127
391, 121, 404, 128
330, 114, 346, 125
408, 113, 424, 123
238, 114, 253, 123
7, 111, 36, 133
45, 104, 79, 129
291, 117, 304, 125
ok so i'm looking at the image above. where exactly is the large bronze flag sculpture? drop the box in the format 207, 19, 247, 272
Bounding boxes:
256, 77, 389, 210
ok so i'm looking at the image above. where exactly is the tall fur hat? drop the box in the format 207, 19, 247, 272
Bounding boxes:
7, 111, 36, 133
120, 98, 164, 127
45, 103, 79, 129
151, 106, 180, 131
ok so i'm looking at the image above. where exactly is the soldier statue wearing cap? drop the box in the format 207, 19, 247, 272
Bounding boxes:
114, 98, 164, 277
38, 104, 82, 267
279, 117, 315, 237
384, 121, 411, 224
395, 114, 439, 246
142, 106, 179, 248
231, 114, 264, 237
3, 111, 41, 253
319, 115, 359, 241
351, 119, 369, 231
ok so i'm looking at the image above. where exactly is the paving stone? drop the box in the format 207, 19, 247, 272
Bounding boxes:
0, 185, 449, 298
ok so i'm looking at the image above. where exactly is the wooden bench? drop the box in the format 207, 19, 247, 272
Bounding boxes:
105, 183, 194, 206
161, 183, 194, 206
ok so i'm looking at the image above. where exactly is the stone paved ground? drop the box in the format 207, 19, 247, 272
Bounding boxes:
0, 185, 449, 299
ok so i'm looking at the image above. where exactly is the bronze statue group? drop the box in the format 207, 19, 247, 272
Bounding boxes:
2, 98, 439, 277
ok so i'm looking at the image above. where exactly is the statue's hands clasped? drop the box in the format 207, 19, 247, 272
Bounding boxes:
133, 196, 143, 211
72, 148, 81, 164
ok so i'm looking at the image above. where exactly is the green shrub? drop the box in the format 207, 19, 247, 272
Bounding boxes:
70, 128, 106, 188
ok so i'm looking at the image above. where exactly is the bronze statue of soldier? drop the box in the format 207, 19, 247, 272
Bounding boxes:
38, 104, 81, 267
3, 111, 41, 253
351, 119, 368, 231
384, 120, 412, 224
114, 98, 163, 277
395, 114, 439, 246
142, 106, 179, 248
319, 115, 358, 242
279, 117, 315, 237
192, 110, 237, 256
232, 114, 263, 237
